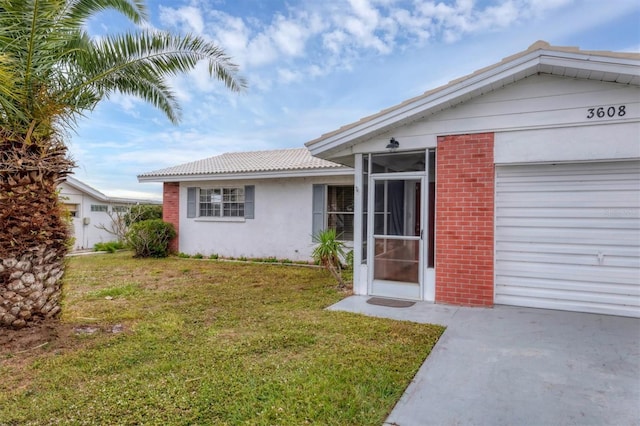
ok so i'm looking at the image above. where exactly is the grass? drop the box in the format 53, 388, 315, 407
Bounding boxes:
0, 252, 444, 425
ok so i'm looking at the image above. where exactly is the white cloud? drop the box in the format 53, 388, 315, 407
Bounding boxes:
482, 2, 520, 29
209, 11, 251, 55
271, 15, 308, 56
323, 29, 349, 54
152, 0, 593, 94
158, 5, 204, 34
105, 92, 143, 117
244, 33, 280, 67
277, 68, 302, 84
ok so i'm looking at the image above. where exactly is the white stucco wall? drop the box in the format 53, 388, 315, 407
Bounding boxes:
178, 175, 354, 261
494, 122, 640, 164
58, 182, 122, 250
58, 181, 158, 250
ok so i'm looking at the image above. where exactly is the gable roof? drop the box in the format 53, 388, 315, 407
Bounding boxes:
305, 40, 640, 158
61, 176, 161, 205
63, 176, 109, 201
138, 147, 352, 182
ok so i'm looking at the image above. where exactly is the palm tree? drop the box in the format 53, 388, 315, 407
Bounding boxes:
0, 0, 245, 328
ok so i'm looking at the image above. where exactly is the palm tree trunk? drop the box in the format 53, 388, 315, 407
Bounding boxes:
0, 132, 73, 328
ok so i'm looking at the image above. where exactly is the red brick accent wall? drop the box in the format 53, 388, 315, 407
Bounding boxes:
435, 133, 494, 306
163, 182, 180, 253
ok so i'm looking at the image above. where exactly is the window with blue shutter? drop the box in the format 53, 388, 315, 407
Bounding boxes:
312, 184, 354, 241
187, 187, 197, 218
312, 184, 325, 238
244, 185, 255, 219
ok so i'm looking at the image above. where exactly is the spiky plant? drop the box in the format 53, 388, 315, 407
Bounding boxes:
0, 0, 245, 328
312, 228, 347, 288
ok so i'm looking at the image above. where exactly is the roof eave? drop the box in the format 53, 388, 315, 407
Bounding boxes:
63, 176, 109, 202
306, 49, 640, 159
137, 167, 354, 183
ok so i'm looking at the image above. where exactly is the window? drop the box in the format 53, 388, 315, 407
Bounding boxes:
312, 185, 354, 241
63, 204, 78, 218
91, 204, 108, 212
112, 205, 130, 213
327, 186, 354, 240
187, 186, 254, 219
199, 187, 245, 217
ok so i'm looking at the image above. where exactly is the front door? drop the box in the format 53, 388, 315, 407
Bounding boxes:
369, 176, 424, 300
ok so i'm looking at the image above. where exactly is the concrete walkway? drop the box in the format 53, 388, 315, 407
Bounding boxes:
328, 296, 640, 426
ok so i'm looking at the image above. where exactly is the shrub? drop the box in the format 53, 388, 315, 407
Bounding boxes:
124, 204, 163, 226
94, 241, 125, 253
126, 219, 176, 258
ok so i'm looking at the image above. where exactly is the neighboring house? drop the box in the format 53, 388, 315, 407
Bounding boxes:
305, 41, 640, 318
59, 176, 161, 250
138, 148, 354, 261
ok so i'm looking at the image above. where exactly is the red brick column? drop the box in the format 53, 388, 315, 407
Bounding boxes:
435, 133, 494, 306
163, 182, 180, 253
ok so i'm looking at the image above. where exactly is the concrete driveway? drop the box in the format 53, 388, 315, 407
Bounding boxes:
328, 296, 640, 426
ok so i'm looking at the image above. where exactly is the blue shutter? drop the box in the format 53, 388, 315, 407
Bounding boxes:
244, 185, 255, 219
312, 184, 325, 238
187, 187, 197, 218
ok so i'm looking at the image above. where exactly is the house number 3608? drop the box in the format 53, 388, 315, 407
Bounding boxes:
586, 105, 626, 119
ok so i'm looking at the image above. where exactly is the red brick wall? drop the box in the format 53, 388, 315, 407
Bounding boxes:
435, 133, 494, 306
163, 182, 180, 253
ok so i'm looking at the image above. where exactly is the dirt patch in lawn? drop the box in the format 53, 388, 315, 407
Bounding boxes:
0, 319, 62, 355
0, 319, 123, 367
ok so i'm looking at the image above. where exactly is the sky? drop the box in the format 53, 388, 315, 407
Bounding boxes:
68, 0, 640, 201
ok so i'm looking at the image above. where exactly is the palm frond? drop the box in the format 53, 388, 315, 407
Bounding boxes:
64, 0, 148, 25
0, 0, 245, 134
66, 30, 246, 123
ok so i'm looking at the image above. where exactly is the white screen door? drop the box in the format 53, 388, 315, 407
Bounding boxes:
369, 175, 424, 300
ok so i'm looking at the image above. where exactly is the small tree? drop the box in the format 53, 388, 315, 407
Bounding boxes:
95, 204, 162, 244
126, 219, 175, 258
124, 204, 162, 226
95, 208, 131, 244
312, 228, 347, 288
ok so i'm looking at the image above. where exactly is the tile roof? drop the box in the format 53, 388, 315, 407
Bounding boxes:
138, 147, 348, 178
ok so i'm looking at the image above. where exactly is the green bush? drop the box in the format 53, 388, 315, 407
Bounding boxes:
124, 204, 163, 226
94, 241, 126, 253
126, 219, 176, 258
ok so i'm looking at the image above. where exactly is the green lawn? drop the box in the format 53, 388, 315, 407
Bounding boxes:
0, 252, 444, 425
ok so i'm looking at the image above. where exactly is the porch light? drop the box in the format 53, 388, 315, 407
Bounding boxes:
386, 137, 399, 151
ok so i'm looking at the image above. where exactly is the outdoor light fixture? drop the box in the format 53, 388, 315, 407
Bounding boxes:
386, 137, 400, 150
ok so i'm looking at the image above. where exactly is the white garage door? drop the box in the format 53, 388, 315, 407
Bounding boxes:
495, 161, 640, 317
